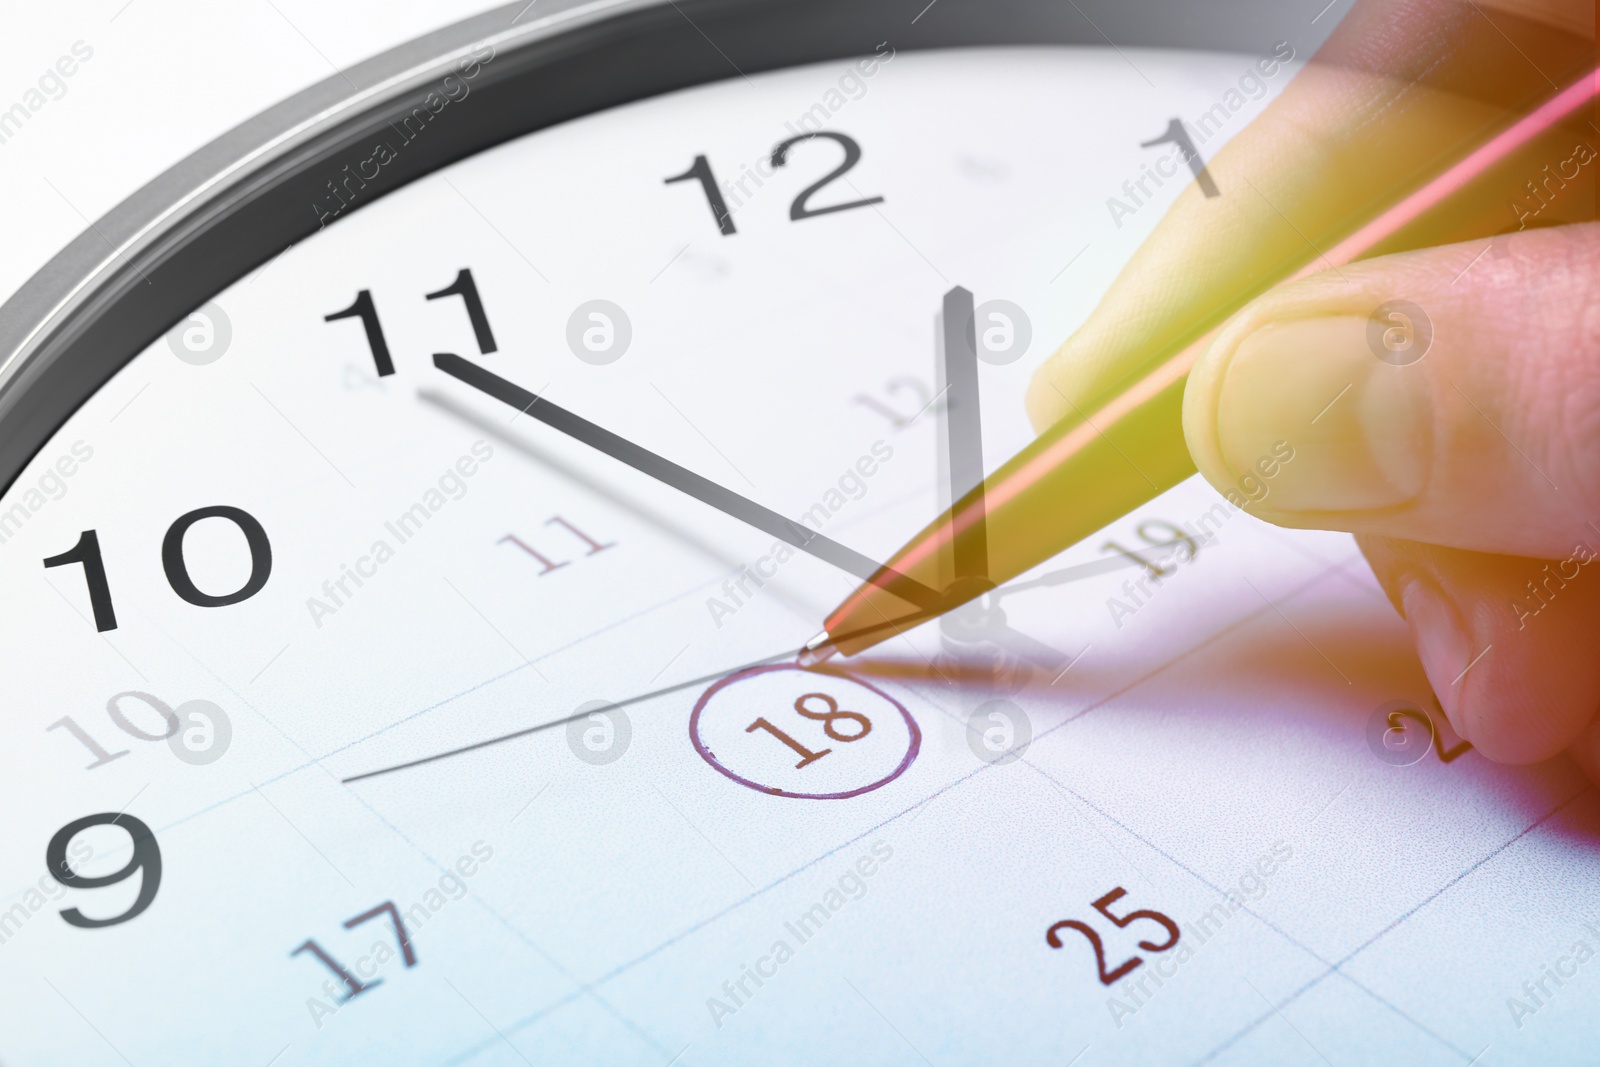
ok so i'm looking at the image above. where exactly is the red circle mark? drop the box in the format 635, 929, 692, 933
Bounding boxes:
689, 663, 921, 800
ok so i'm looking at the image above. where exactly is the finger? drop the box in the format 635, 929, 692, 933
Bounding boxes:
1184, 224, 1600, 558
1026, 0, 1591, 432
1357, 532, 1600, 764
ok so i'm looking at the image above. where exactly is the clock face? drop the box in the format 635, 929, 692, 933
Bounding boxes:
0, 42, 1322, 1064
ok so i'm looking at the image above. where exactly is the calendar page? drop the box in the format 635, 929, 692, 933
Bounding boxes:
0, 43, 1593, 1067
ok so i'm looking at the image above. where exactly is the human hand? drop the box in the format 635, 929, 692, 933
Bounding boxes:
1026, 0, 1600, 775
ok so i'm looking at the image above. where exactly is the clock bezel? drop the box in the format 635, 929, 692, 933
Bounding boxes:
0, 0, 1314, 496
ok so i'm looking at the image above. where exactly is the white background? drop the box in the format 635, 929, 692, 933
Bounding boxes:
0, 0, 506, 308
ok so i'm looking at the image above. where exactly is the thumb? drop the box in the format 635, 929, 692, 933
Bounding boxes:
1182, 222, 1600, 560
1186, 223, 1600, 771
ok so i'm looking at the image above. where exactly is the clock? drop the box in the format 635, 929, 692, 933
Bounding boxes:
0, 1, 1348, 1063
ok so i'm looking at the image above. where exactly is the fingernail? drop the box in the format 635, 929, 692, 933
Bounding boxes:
1213, 315, 1433, 514
1399, 573, 1472, 737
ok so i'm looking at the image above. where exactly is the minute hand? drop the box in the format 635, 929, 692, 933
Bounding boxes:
433, 353, 943, 612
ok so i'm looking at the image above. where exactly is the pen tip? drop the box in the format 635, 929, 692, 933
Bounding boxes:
798, 631, 837, 667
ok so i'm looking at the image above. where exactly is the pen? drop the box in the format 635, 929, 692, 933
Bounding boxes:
802, 65, 1600, 666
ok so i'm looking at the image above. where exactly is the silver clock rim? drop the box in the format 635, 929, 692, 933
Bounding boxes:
0, 0, 1313, 497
